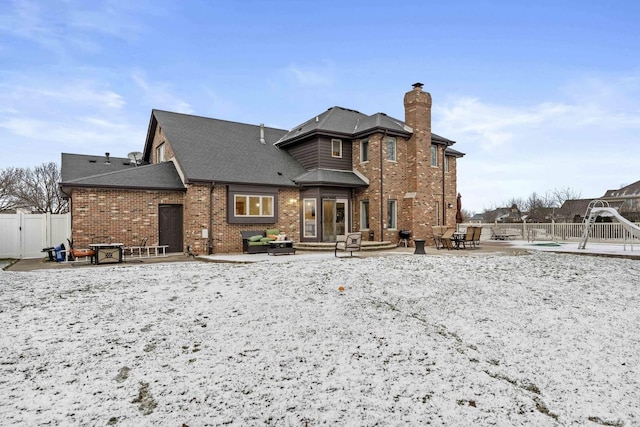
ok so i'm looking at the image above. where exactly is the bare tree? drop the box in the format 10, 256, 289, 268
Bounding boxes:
0, 167, 21, 211
12, 162, 68, 213
550, 187, 582, 208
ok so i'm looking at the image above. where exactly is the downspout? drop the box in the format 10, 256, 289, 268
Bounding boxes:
208, 182, 214, 254
442, 145, 446, 226
59, 186, 72, 242
380, 130, 387, 242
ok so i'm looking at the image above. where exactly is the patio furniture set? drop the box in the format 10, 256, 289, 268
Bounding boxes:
432, 226, 483, 250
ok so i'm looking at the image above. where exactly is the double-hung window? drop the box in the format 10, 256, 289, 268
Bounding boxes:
387, 199, 397, 229
430, 145, 438, 167
386, 137, 396, 161
360, 139, 369, 162
157, 143, 166, 163
360, 200, 370, 229
332, 139, 342, 158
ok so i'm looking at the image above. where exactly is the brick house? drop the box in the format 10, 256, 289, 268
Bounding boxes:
559, 180, 640, 223
60, 83, 464, 254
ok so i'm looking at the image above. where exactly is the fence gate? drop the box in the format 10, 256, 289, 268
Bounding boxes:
0, 213, 71, 259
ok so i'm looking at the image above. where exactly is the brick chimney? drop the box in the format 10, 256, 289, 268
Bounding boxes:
403, 82, 432, 134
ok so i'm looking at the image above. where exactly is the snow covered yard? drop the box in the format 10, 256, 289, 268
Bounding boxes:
1, 251, 638, 426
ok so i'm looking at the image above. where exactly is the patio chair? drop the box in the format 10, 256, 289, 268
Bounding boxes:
472, 226, 482, 247
460, 227, 476, 249
335, 233, 362, 257
440, 228, 456, 250
432, 226, 445, 248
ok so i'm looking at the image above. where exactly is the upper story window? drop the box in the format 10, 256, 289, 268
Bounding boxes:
157, 142, 166, 163
386, 137, 396, 161
430, 145, 438, 167
360, 139, 369, 162
331, 139, 342, 158
444, 155, 449, 172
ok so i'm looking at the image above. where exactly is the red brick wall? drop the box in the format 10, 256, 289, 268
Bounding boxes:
69, 188, 185, 248
208, 186, 300, 254
351, 84, 459, 243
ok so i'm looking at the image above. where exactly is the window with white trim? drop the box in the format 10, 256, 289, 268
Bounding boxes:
387, 199, 397, 229
303, 198, 317, 237
234, 195, 274, 217
157, 142, 166, 163
444, 155, 449, 172
430, 145, 438, 167
331, 139, 342, 158
386, 137, 396, 161
360, 200, 370, 229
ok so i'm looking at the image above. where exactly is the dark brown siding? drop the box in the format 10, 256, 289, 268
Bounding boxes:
318, 136, 353, 170
287, 140, 320, 170
286, 136, 353, 171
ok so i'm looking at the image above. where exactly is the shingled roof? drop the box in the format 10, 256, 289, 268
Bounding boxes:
147, 110, 306, 187
274, 106, 413, 147
60, 158, 185, 191
61, 153, 138, 182
293, 169, 368, 187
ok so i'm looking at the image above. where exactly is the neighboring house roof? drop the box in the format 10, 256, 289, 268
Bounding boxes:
148, 110, 306, 187
293, 169, 369, 187
60, 160, 185, 191
603, 179, 640, 198
559, 199, 592, 218
275, 106, 413, 147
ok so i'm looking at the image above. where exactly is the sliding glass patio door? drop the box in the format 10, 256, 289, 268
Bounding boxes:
322, 198, 348, 241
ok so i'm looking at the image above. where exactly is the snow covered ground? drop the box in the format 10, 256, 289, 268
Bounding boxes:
1, 250, 638, 426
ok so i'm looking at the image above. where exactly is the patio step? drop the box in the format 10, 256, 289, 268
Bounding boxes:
294, 241, 398, 252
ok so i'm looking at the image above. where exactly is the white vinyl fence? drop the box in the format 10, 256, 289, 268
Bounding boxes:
0, 213, 71, 259
465, 221, 640, 243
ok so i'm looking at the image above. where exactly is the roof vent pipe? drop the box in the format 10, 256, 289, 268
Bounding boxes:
259, 124, 266, 144
105, 152, 110, 164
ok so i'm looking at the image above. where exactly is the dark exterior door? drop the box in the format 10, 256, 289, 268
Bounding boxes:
159, 204, 183, 253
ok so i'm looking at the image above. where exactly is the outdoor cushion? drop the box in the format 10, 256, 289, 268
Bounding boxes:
248, 235, 263, 242
260, 237, 275, 243
265, 229, 280, 236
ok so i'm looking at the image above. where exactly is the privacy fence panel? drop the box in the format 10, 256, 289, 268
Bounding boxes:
0, 213, 71, 259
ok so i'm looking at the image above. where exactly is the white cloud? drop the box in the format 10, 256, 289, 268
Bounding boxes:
132, 71, 194, 114
436, 74, 640, 213
285, 64, 333, 87
0, 0, 157, 54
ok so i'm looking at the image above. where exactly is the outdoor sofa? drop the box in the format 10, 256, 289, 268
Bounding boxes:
241, 229, 287, 254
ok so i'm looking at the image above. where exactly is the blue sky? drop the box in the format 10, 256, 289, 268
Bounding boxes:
1, 0, 639, 213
